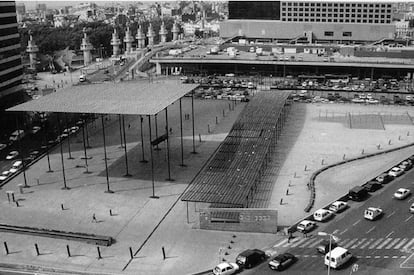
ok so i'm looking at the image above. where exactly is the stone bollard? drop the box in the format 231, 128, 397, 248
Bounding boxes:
18, 184, 24, 194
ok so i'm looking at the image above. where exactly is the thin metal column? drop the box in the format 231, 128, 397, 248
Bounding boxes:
148, 115, 158, 199
140, 116, 147, 163
118, 114, 124, 148
57, 113, 69, 190
15, 114, 28, 188
154, 114, 160, 151
85, 116, 91, 148
179, 98, 185, 167
82, 118, 90, 174
64, 113, 73, 159
122, 115, 131, 177
101, 115, 113, 193
43, 115, 53, 173
191, 90, 197, 154
165, 108, 173, 181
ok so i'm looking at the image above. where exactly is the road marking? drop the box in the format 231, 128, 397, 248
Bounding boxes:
408, 197, 414, 203
377, 238, 393, 249
283, 237, 300, 247
353, 219, 361, 226
343, 239, 359, 249
385, 231, 394, 238
366, 226, 376, 234
360, 239, 375, 249
307, 238, 323, 248
392, 256, 399, 259
339, 238, 349, 246
366, 255, 371, 258
402, 239, 414, 252
290, 237, 311, 248
332, 229, 340, 234
394, 238, 409, 250
340, 228, 348, 235
369, 238, 384, 249
384, 256, 389, 258
375, 256, 381, 259
385, 238, 400, 249
352, 238, 367, 249
299, 238, 318, 248
405, 215, 413, 222
401, 256, 407, 258
386, 211, 395, 218
274, 239, 288, 247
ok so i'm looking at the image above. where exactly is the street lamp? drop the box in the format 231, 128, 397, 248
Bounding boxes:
318, 231, 339, 275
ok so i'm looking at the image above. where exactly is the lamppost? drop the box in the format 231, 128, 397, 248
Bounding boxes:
318, 231, 339, 275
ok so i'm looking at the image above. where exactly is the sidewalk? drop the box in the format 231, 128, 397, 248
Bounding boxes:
0, 99, 414, 274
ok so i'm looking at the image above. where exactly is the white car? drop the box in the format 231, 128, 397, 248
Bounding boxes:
8, 167, 19, 174
313, 209, 334, 222
6, 151, 19, 160
410, 203, 414, 213
393, 188, 411, 200
364, 207, 383, 220
329, 201, 348, 213
296, 220, 316, 233
12, 160, 22, 168
213, 262, 239, 275
0, 143, 6, 151
388, 167, 404, 177
31, 126, 41, 134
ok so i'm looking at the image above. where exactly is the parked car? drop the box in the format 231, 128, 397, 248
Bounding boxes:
213, 262, 239, 275
0, 143, 7, 151
235, 249, 266, 269
316, 239, 338, 254
364, 207, 383, 220
268, 253, 296, 271
313, 209, 334, 222
6, 151, 19, 160
329, 201, 348, 213
410, 203, 414, 213
12, 160, 22, 169
348, 186, 368, 202
296, 220, 316, 233
31, 126, 41, 134
9, 130, 25, 142
399, 161, 412, 171
376, 173, 393, 184
29, 150, 39, 158
388, 167, 404, 177
393, 188, 411, 200
363, 181, 382, 192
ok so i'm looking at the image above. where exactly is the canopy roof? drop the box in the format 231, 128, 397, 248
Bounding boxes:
7, 80, 198, 115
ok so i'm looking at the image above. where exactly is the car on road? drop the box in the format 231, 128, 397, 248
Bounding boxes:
313, 209, 334, 222
364, 207, 383, 220
363, 181, 383, 192
12, 160, 22, 169
70, 126, 79, 133
316, 239, 338, 254
325, 247, 352, 269
31, 126, 41, 134
6, 151, 19, 160
0, 171, 11, 182
388, 167, 404, 177
268, 252, 296, 271
296, 220, 316, 233
213, 262, 239, 275
0, 143, 7, 151
393, 188, 411, 200
348, 186, 368, 202
376, 173, 393, 184
236, 249, 266, 269
329, 201, 348, 213
410, 203, 414, 214
399, 161, 412, 171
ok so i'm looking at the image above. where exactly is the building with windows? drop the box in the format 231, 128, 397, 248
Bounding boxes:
0, 1, 24, 118
220, 1, 395, 43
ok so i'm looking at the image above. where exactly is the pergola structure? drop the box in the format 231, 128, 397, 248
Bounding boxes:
181, 91, 290, 211
7, 80, 199, 197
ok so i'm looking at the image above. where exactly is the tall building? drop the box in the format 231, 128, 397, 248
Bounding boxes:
0, 1, 24, 117
221, 1, 395, 43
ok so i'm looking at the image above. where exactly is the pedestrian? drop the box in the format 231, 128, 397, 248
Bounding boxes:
128, 124, 131, 129
169, 127, 173, 134
288, 232, 293, 243
92, 213, 97, 223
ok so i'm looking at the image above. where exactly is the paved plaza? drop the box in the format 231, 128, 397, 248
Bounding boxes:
0, 94, 414, 274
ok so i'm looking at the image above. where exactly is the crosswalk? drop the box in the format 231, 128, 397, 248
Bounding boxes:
273, 237, 414, 252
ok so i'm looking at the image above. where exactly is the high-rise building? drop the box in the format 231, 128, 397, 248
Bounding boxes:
221, 1, 396, 43
0, 1, 24, 114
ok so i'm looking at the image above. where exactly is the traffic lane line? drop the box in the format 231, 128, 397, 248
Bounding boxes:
366, 226, 376, 234
340, 228, 348, 235
386, 210, 395, 218
385, 231, 394, 238
405, 215, 412, 222
353, 219, 361, 226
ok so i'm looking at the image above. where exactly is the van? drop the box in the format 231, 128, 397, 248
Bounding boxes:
313, 209, 333, 222
9, 130, 25, 142
324, 247, 352, 269
235, 249, 266, 269
364, 207, 383, 220
348, 186, 368, 202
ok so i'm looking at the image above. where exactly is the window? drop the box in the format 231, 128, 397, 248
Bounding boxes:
343, 32, 352, 37
325, 31, 334, 36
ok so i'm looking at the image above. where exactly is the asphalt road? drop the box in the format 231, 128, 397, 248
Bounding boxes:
242, 166, 414, 275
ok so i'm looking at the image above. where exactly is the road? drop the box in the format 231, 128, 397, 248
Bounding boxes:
243, 166, 414, 274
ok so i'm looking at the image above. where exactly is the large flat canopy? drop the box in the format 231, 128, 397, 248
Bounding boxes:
7, 80, 198, 115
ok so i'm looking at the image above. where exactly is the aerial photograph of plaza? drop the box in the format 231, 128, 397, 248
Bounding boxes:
1, 0, 414, 274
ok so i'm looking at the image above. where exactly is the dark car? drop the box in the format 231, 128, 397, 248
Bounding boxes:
316, 239, 337, 254
363, 181, 383, 192
236, 249, 266, 269
375, 173, 393, 184
268, 253, 296, 271
348, 186, 368, 201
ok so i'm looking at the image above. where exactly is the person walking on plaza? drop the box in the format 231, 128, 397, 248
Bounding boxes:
92, 213, 97, 223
